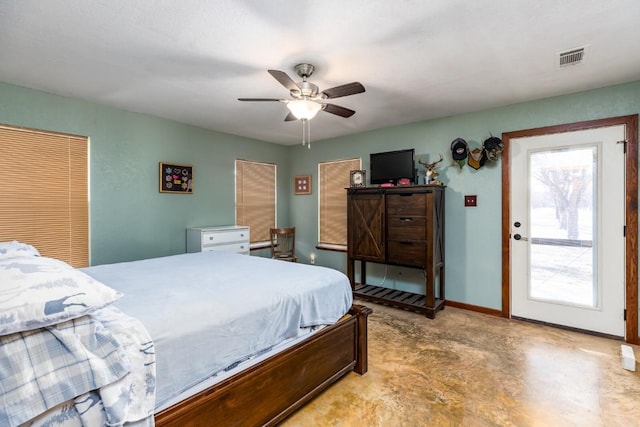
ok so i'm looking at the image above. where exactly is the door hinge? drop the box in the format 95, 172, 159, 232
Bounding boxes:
624, 309, 627, 321
624, 225, 627, 237
617, 140, 627, 153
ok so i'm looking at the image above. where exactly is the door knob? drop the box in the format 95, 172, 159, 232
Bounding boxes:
513, 234, 528, 241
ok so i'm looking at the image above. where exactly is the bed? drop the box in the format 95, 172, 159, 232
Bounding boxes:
0, 241, 370, 427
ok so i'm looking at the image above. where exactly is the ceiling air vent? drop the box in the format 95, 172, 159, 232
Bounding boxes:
558, 47, 586, 68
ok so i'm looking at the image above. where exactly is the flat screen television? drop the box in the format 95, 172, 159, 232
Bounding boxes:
370, 148, 415, 185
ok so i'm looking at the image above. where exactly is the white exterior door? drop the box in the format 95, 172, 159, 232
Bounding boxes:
510, 125, 626, 336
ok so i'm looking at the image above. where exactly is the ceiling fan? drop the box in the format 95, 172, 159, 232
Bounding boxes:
238, 63, 365, 123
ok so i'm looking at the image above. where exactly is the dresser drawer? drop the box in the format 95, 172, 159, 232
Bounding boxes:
187, 226, 250, 254
386, 240, 426, 267
387, 216, 426, 241
203, 242, 249, 254
201, 229, 249, 246
386, 193, 426, 216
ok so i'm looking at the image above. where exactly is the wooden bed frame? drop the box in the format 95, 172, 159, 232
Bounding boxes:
155, 304, 371, 426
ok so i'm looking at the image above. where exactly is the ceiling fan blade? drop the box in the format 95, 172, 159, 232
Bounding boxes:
284, 112, 298, 122
322, 103, 356, 118
268, 69, 300, 92
321, 82, 365, 99
238, 98, 282, 102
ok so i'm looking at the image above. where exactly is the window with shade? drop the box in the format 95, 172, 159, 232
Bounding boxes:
235, 159, 276, 245
318, 158, 361, 250
0, 124, 89, 267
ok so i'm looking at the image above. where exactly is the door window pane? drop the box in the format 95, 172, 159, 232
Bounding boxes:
528, 146, 597, 307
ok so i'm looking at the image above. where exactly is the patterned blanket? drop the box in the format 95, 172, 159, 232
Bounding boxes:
0, 306, 155, 427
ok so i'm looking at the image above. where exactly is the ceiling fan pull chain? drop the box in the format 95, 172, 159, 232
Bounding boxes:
302, 118, 311, 149
301, 119, 306, 146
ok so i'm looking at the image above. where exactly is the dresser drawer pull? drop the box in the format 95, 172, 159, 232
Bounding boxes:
399, 217, 413, 222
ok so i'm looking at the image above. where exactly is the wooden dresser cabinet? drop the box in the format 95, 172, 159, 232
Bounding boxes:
347, 185, 445, 318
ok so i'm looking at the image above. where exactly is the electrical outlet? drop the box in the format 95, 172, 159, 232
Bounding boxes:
309, 253, 315, 264
465, 195, 477, 207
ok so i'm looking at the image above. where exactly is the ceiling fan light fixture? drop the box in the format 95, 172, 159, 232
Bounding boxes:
286, 99, 321, 120
238, 64, 365, 149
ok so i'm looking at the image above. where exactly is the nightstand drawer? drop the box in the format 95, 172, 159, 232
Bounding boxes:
202, 229, 248, 246
203, 242, 249, 254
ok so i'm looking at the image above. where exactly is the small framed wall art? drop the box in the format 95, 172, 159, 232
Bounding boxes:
160, 162, 193, 193
294, 175, 312, 195
350, 170, 366, 188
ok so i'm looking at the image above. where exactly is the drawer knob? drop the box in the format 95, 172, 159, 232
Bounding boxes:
209, 236, 213, 240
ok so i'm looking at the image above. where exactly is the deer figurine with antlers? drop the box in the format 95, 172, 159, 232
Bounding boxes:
418, 154, 444, 185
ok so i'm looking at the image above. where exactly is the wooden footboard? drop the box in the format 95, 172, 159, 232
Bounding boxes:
155, 304, 372, 427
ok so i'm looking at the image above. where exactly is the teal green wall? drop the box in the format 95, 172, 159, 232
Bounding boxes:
0, 82, 290, 265
1, 80, 638, 314
290, 81, 640, 310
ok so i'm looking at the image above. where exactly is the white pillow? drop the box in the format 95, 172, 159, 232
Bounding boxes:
0, 256, 122, 335
0, 240, 41, 259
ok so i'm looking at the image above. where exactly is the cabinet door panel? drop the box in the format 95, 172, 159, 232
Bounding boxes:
348, 193, 385, 261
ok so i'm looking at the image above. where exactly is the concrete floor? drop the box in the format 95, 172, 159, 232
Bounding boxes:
282, 301, 640, 427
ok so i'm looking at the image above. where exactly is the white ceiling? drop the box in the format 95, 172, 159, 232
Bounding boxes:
1, 0, 639, 145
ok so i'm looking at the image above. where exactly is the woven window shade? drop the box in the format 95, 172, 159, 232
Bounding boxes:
319, 158, 361, 246
235, 160, 276, 243
0, 125, 89, 267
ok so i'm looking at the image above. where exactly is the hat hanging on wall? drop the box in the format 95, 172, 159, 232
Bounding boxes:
483, 136, 504, 161
467, 148, 485, 170
451, 138, 468, 169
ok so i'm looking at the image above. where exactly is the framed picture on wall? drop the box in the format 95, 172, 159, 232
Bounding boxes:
294, 175, 312, 195
160, 162, 193, 193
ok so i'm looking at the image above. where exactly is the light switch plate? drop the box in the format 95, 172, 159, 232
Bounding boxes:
465, 195, 477, 207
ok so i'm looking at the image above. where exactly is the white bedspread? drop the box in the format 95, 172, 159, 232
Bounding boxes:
82, 251, 353, 409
